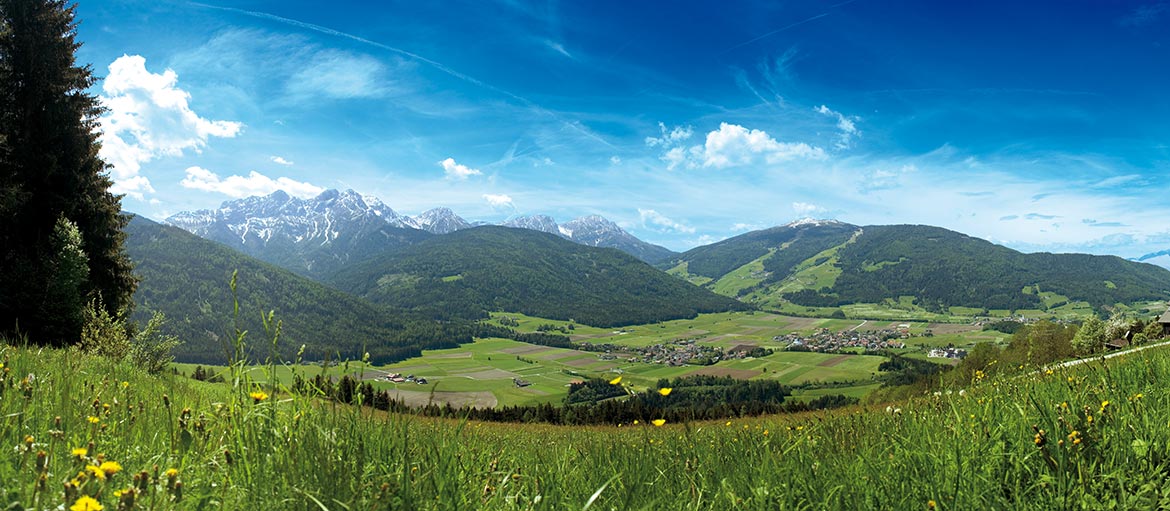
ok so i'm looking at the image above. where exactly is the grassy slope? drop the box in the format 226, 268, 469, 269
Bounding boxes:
4, 340, 1170, 509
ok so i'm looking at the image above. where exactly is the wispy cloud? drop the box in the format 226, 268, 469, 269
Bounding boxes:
270, 156, 294, 166
286, 49, 394, 100
191, 3, 614, 149
815, 105, 861, 150
180, 166, 323, 198
639, 209, 696, 233
1119, 2, 1169, 26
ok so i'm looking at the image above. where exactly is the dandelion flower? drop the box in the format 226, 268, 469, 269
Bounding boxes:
72, 447, 87, 459
652, 419, 666, 427
99, 461, 122, 477
658, 387, 672, 396
70, 496, 103, 511
927, 500, 937, 510
86, 465, 106, 481
608, 376, 622, 385
633, 420, 639, 425
165, 468, 179, 479
87, 416, 100, 425
249, 390, 269, 403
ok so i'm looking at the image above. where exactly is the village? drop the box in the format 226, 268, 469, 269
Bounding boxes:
775, 327, 908, 353
582, 338, 770, 367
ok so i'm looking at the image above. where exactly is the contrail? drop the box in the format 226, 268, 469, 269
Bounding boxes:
189, 2, 614, 148
723, 0, 858, 54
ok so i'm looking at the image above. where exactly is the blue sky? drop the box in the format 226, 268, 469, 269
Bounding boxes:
77, 0, 1170, 256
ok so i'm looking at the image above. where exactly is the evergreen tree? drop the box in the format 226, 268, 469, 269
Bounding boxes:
0, 0, 136, 344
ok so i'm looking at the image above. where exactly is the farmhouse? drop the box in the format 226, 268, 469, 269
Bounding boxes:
1161, 309, 1170, 336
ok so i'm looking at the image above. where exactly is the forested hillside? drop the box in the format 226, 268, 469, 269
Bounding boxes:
661, 221, 858, 279
814, 225, 1170, 310
329, 226, 747, 327
125, 216, 472, 364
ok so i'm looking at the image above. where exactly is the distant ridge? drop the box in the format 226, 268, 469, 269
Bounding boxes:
328, 225, 745, 327
665, 221, 1170, 311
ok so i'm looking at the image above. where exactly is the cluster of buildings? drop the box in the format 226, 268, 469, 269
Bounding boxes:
927, 347, 968, 359
382, 373, 428, 385
584, 339, 760, 367
776, 328, 907, 353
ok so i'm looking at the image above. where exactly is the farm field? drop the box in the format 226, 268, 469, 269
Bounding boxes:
177, 312, 1004, 408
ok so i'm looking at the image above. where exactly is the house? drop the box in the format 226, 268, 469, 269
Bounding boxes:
1161, 309, 1170, 336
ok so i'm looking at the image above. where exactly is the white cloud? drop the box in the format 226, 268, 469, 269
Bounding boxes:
645, 122, 694, 147
439, 158, 483, 180
792, 202, 825, 217
271, 156, 294, 166
638, 208, 696, 233
731, 223, 763, 232
654, 123, 826, 170
815, 105, 860, 150
180, 166, 323, 198
483, 193, 514, 208
98, 55, 243, 199
702, 123, 826, 168
610, 156, 622, 165
286, 50, 390, 99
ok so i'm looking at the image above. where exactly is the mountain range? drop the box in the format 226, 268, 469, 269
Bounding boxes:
166, 189, 675, 277
662, 221, 1170, 313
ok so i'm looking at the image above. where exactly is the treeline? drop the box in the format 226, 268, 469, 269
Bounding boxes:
292, 373, 857, 426
329, 226, 746, 328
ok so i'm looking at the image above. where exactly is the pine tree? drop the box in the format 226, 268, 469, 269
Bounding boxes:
0, 0, 136, 345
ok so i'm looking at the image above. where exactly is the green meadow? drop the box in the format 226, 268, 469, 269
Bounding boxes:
173, 311, 1003, 409
5, 334, 1170, 509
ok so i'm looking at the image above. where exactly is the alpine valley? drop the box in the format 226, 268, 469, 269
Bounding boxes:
132, 189, 1170, 365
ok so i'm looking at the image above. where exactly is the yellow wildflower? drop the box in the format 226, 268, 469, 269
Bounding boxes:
652, 419, 666, 427
72, 447, 87, 459
86, 465, 106, 481
165, 468, 179, 478
87, 416, 100, 424
608, 376, 622, 385
121, 381, 129, 389
70, 496, 103, 511
633, 420, 639, 425
99, 461, 122, 477
249, 390, 269, 403
658, 387, 673, 396
927, 500, 937, 510
23, 435, 33, 445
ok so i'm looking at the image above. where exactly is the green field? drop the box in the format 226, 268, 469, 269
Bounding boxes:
7, 334, 1170, 509
176, 311, 1004, 408
177, 311, 1006, 408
